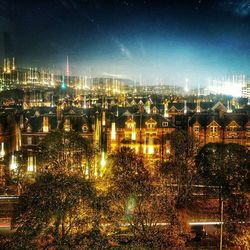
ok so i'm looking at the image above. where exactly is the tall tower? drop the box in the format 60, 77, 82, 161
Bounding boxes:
12, 57, 15, 70
184, 78, 189, 93
3, 58, 6, 72
66, 56, 70, 86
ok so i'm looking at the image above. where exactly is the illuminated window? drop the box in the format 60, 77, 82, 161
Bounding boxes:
27, 125, 32, 132
43, 116, 49, 132
146, 118, 157, 129
27, 156, 36, 172
148, 145, 154, 154
210, 126, 217, 134
152, 107, 158, 114
111, 122, 116, 140
126, 119, 136, 130
64, 119, 71, 132
131, 131, 136, 141
27, 137, 32, 145
229, 125, 237, 131
82, 125, 88, 132
194, 126, 199, 134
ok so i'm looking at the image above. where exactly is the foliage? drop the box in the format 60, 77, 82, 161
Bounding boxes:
224, 194, 250, 248
4, 150, 34, 194
38, 131, 95, 177
10, 172, 108, 249
196, 142, 250, 246
196, 143, 250, 198
109, 147, 150, 197
160, 130, 199, 208
107, 147, 190, 248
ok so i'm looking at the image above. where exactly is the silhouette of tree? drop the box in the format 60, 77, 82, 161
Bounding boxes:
196, 143, 250, 247
160, 130, 199, 208
107, 147, 190, 248
38, 131, 95, 177
10, 172, 109, 249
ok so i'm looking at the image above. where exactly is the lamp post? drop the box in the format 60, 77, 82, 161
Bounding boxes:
220, 198, 224, 250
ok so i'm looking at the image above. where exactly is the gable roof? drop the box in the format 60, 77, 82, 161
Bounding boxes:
212, 101, 227, 112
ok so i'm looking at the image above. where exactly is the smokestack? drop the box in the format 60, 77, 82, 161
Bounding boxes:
3, 58, 6, 72
12, 57, 15, 70
6, 58, 10, 73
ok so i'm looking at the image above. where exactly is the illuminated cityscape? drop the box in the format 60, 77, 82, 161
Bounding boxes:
0, 1, 249, 249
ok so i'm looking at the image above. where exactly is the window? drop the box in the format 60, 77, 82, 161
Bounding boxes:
152, 107, 158, 114
194, 126, 199, 134
147, 123, 155, 129
146, 119, 157, 129
27, 125, 32, 132
162, 122, 168, 127
82, 125, 88, 132
126, 119, 136, 130
43, 116, 49, 132
228, 132, 238, 139
27, 137, 32, 145
64, 119, 71, 132
210, 126, 217, 134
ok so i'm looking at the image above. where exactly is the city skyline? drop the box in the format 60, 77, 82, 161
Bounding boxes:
0, 2, 249, 249
1, 0, 250, 85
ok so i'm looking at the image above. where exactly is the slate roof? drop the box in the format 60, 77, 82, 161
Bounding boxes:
114, 113, 175, 129
110, 106, 139, 116
189, 113, 249, 128
26, 114, 58, 132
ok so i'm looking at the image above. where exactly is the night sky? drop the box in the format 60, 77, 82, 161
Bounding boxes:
1, 0, 250, 85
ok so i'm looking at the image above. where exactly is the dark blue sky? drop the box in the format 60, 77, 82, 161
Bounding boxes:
1, 0, 250, 85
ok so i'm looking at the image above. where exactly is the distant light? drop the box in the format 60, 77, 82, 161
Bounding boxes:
0, 196, 19, 200
207, 77, 246, 97
131, 131, 136, 141
189, 222, 223, 225
61, 82, 66, 89
148, 145, 154, 154
61, 76, 67, 90
85, 165, 89, 178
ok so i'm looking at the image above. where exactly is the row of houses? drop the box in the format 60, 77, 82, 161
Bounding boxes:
0, 99, 249, 181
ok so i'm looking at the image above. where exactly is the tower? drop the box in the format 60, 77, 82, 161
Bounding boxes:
3, 58, 6, 72
184, 78, 189, 93
66, 56, 70, 86
6, 58, 10, 73
12, 57, 15, 70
